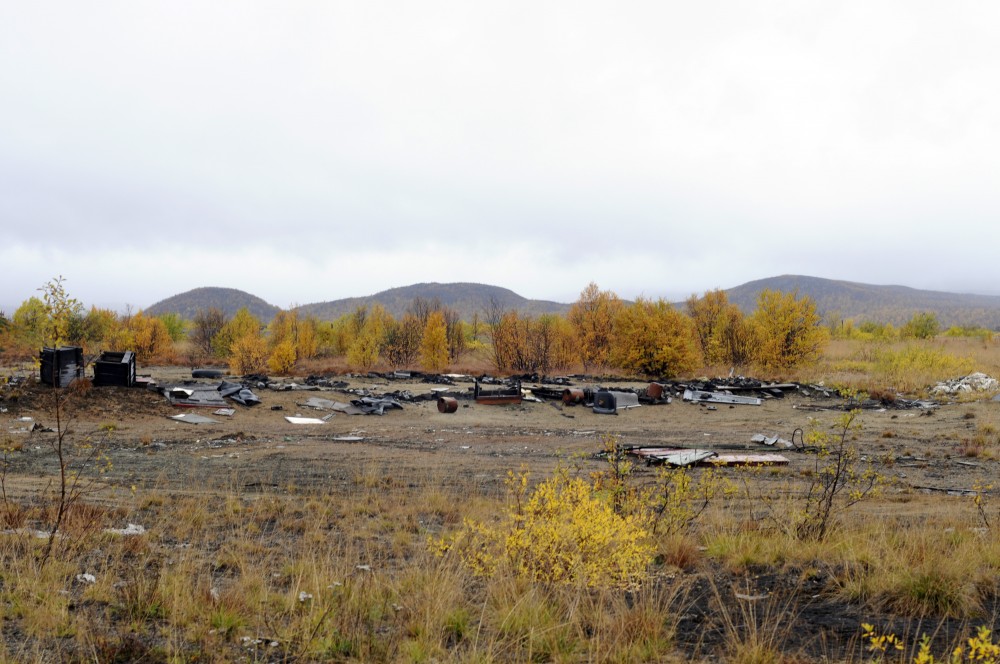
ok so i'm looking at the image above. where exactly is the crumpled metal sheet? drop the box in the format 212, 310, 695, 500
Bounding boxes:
218, 381, 261, 406
630, 448, 716, 467
162, 384, 228, 408
751, 433, 794, 449
683, 389, 762, 406
350, 397, 404, 416
161, 381, 261, 407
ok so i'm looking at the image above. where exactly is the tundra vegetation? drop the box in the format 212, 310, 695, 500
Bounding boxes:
0, 279, 999, 661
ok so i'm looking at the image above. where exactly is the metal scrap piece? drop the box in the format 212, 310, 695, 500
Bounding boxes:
683, 389, 762, 406
474, 380, 523, 405
350, 397, 404, 416
704, 454, 789, 467
168, 413, 220, 425
300, 397, 339, 410
593, 391, 641, 414
630, 448, 717, 467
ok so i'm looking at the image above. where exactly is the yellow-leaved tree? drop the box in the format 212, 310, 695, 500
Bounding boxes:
212, 308, 266, 374
266, 310, 320, 374
419, 310, 449, 373
610, 298, 701, 377
11, 296, 48, 352
686, 289, 755, 369
106, 311, 174, 362
567, 283, 622, 371
211, 308, 261, 359
230, 333, 268, 375
749, 289, 827, 373
346, 304, 391, 371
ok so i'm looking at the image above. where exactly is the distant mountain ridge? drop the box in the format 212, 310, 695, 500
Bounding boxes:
295, 282, 571, 321
145, 287, 280, 322
144, 277, 1000, 329
723, 275, 1000, 328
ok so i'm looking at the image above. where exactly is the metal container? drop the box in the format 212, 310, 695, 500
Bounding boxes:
40, 346, 84, 388
437, 396, 459, 413
562, 388, 585, 404
93, 351, 136, 387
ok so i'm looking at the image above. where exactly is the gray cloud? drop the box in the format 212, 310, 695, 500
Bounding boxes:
2, 1, 998, 314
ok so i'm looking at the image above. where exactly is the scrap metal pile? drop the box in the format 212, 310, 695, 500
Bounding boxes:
22, 347, 970, 434
146, 369, 950, 424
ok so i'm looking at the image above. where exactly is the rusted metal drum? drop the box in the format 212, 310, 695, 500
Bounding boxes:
562, 388, 585, 404
647, 382, 664, 400
437, 396, 459, 413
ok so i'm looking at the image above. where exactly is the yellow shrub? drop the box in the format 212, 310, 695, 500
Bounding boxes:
230, 333, 268, 375
267, 340, 297, 375
440, 471, 654, 589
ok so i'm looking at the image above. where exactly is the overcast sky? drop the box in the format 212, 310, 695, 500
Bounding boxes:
2, 1, 998, 314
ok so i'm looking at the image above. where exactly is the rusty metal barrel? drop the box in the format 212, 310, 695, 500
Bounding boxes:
437, 396, 459, 413
562, 388, 585, 405
646, 382, 665, 400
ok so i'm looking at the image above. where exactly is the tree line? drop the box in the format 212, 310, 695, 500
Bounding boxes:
1, 281, 959, 377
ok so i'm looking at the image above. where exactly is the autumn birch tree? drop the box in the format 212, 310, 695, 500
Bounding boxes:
686, 289, 754, 368
749, 289, 827, 372
610, 298, 701, 377
420, 310, 449, 372
567, 283, 622, 371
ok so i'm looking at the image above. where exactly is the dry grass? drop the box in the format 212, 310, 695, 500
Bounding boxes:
804, 337, 1000, 396
0, 462, 994, 662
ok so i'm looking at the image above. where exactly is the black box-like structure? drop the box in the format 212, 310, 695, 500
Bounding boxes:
93, 351, 136, 387
40, 346, 84, 388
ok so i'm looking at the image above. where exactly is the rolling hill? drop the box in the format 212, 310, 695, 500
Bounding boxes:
145, 287, 280, 322
295, 282, 570, 321
721, 275, 1000, 329
143, 277, 1000, 330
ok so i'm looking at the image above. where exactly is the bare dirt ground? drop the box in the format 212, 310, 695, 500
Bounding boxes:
3, 367, 994, 501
